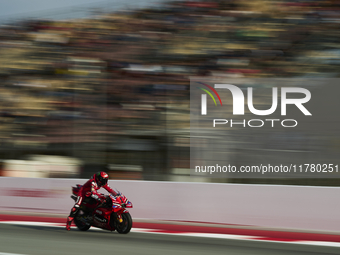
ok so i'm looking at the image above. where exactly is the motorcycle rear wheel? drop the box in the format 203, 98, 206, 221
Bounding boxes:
74, 210, 91, 231
115, 212, 132, 234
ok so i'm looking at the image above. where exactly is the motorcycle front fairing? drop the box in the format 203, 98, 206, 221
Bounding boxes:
110, 193, 133, 213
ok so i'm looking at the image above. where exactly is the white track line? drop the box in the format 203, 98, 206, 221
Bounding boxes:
0, 253, 28, 255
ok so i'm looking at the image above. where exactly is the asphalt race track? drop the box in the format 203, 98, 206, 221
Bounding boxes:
0, 223, 339, 255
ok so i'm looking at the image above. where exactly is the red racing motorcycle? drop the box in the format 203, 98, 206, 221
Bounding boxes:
70, 185, 133, 234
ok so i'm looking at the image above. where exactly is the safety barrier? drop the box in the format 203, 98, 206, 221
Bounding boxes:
0, 177, 339, 232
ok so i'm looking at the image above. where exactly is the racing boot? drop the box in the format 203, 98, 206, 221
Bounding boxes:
66, 216, 73, 231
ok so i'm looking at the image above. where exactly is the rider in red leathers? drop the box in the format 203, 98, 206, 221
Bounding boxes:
66, 171, 118, 230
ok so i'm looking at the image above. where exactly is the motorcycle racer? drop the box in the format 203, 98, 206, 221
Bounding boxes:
66, 171, 118, 231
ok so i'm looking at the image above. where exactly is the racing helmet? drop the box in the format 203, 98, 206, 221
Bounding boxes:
96, 171, 109, 186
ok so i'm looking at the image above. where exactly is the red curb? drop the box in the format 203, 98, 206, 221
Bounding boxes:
133, 222, 340, 243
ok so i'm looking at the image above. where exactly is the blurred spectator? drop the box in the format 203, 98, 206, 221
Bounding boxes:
0, 0, 339, 184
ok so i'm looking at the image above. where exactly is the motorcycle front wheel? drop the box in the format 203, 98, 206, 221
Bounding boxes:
74, 210, 91, 231
114, 212, 132, 234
